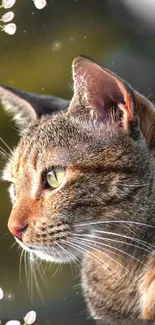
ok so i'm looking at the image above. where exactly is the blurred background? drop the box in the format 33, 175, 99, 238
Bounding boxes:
0, 0, 155, 323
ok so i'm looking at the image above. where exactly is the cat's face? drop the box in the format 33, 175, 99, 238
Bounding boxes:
1, 56, 155, 263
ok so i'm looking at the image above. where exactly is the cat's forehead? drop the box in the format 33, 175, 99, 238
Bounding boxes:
20, 114, 124, 162
3, 113, 132, 181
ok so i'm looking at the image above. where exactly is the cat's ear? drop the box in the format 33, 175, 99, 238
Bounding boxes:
69, 56, 155, 151
134, 92, 155, 151
69, 56, 133, 132
0, 85, 69, 132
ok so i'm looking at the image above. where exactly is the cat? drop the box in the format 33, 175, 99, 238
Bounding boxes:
1, 56, 155, 320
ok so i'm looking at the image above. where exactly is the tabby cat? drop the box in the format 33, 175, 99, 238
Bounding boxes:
1, 56, 155, 320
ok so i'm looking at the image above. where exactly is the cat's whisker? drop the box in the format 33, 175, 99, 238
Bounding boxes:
30, 254, 42, 270
32, 256, 49, 293
63, 239, 123, 278
8, 240, 17, 251
72, 236, 147, 267
50, 261, 61, 280
48, 262, 57, 276
28, 253, 34, 303
91, 230, 153, 250
0, 150, 8, 160
117, 182, 150, 188
29, 254, 39, 266
0, 137, 12, 154
84, 230, 152, 251
0, 145, 10, 158
0, 232, 11, 237
19, 249, 32, 296
10, 125, 18, 134
73, 233, 152, 254
34, 258, 49, 291
0, 232, 11, 239
56, 246, 64, 274
58, 260, 62, 276
57, 242, 71, 275
0, 233, 13, 247
23, 251, 34, 302
66, 247, 81, 276
63, 239, 109, 272
24, 251, 30, 293
19, 248, 24, 283
69, 251, 82, 276
38, 261, 49, 289
41, 260, 48, 277
26, 253, 32, 300
0, 146, 8, 154
75, 220, 155, 230
56, 242, 70, 274
56, 241, 80, 277
74, 223, 154, 249
71, 237, 133, 274
32, 259, 44, 302
0, 233, 12, 250
47, 258, 56, 273
72, 254, 81, 276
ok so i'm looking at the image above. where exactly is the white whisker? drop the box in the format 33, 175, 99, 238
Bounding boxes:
63, 239, 125, 278
75, 220, 155, 230
56, 241, 80, 277
32, 261, 44, 302
29, 254, 34, 303
8, 241, 17, 251
72, 236, 146, 267
0, 136, 12, 154
117, 181, 149, 188
35, 259, 49, 291
73, 233, 152, 253
24, 251, 30, 294
72, 238, 132, 274
50, 262, 60, 280
19, 248, 24, 283
91, 230, 153, 250
74, 223, 153, 250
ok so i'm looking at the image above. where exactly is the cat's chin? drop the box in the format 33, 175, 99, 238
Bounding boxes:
33, 247, 82, 263
33, 250, 68, 263
15, 237, 81, 263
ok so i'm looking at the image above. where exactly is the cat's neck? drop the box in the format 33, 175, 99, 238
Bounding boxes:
81, 167, 155, 319
81, 251, 142, 319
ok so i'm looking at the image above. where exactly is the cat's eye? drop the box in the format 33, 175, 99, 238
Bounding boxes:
45, 167, 66, 189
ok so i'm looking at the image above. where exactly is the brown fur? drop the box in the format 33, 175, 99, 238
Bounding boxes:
1, 56, 155, 320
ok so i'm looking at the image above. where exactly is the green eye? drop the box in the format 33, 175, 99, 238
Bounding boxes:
46, 167, 66, 189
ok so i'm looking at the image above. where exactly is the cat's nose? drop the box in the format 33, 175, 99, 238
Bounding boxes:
8, 221, 28, 240
8, 201, 31, 239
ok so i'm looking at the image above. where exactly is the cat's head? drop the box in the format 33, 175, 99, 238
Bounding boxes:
1, 56, 155, 262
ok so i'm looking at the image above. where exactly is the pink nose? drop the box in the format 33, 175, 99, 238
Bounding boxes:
8, 222, 28, 240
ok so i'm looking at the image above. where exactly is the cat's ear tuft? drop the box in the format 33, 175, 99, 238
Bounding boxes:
69, 56, 134, 132
0, 85, 69, 133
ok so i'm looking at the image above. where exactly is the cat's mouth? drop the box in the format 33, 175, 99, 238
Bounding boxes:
15, 236, 82, 263
16, 237, 34, 253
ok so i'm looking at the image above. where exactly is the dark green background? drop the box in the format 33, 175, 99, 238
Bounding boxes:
0, 0, 155, 322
